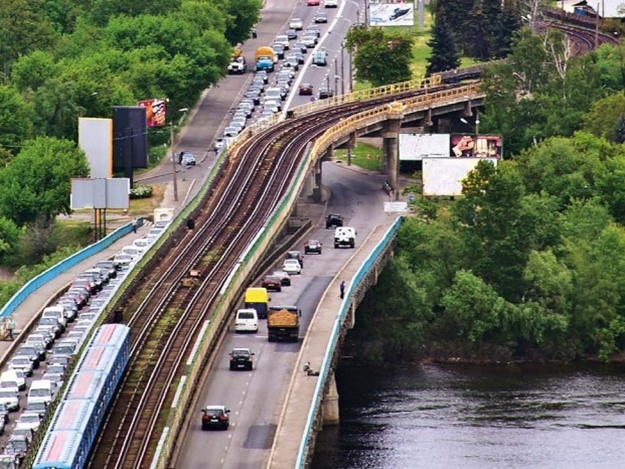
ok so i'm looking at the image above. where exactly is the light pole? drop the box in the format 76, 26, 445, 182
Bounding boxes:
334, 76, 345, 95
170, 107, 189, 202
475, 111, 480, 136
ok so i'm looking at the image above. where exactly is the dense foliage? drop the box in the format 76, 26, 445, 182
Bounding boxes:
0, 0, 261, 264
357, 134, 625, 363
426, 0, 521, 73
344, 27, 413, 86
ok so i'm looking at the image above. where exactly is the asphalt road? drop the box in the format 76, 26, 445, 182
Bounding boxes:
177, 159, 387, 469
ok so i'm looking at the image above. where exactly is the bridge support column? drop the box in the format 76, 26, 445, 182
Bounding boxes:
312, 153, 325, 203
383, 119, 401, 201
346, 132, 356, 166
303, 168, 315, 200
322, 372, 340, 426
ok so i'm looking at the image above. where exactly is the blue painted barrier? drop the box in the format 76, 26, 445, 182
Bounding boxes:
0, 220, 138, 319
296, 216, 404, 468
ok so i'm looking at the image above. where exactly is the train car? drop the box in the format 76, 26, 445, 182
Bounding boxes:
32, 430, 86, 469
32, 324, 130, 469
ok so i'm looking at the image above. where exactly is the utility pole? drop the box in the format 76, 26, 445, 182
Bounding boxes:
341, 46, 346, 95
170, 122, 178, 202
334, 59, 339, 95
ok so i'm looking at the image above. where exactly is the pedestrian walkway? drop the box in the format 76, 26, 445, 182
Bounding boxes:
0, 222, 159, 365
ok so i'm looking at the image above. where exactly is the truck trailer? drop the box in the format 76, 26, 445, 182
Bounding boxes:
267, 306, 301, 342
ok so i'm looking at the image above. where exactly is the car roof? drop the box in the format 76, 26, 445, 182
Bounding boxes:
232, 348, 251, 353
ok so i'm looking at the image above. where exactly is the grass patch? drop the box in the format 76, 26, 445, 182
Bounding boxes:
53, 219, 93, 247
334, 142, 384, 171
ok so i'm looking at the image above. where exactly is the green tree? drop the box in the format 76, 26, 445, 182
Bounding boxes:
582, 92, 625, 141
222, 0, 262, 46
0, 216, 21, 264
0, 137, 89, 226
426, 13, 460, 74
0, 86, 33, 152
0, 0, 57, 69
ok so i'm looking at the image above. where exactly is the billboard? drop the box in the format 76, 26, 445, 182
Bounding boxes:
78, 118, 113, 178
137, 98, 167, 127
450, 134, 503, 158
423, 157, 498, 196
369, 2, 415, 27
399, 133, 450, 160
71, 178, 130, 209
112, 106, 148, 171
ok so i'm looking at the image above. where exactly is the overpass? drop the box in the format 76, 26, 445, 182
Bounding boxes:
146, 76, 486, 469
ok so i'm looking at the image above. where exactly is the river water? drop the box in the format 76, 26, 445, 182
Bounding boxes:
311, 362, 625, 469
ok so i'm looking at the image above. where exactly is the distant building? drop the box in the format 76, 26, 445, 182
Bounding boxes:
560, 0, 625, 19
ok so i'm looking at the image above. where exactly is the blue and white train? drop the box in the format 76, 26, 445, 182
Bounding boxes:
32, 324, 130, 469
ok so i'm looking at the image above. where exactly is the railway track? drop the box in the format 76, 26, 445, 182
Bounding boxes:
87, 83, 449, 468
86, 15, 619, 469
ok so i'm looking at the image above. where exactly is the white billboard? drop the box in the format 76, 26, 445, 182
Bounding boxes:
399, 133, 450, 160
423, 158, 498, 196
71, 178, 130, 209
78, 118, 113, 179
369, 3, 415, 27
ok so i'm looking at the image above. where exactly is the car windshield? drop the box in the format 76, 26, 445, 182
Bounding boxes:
204, 408, 224, 417
11, 358, 29, 365
233, 349, 250, 356
0, 391, 15, 398
20, 414, 39, 424
238, 312, 255, 319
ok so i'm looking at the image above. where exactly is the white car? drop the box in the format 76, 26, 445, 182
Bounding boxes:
274, 34, 290, 50
301, 35, 317, 48
324, 0, 338, 7
0, 388, 19, 411
282, 259, 302, 275
289, 18, 304, 30
16, 412, 41, 432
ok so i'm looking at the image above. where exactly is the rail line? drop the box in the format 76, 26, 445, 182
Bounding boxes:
87, 83, 454, 468
85, 14, 619, 469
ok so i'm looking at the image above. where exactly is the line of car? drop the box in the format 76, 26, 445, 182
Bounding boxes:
0, 218, 171, 465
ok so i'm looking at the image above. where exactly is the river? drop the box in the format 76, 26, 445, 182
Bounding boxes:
311, 361, 625, 469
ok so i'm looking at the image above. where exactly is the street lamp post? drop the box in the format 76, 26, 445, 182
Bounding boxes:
170, 107, 189, 202
475, 111, 480, 136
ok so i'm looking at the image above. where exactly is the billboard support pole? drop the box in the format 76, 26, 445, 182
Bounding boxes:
364, 0, 369, 27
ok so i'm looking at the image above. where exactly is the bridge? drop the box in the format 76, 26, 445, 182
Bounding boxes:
231, 79, 486, 468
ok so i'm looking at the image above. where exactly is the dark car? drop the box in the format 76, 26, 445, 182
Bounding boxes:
271, 43, 285, 59
284, 57, 300, 70
285, 28, 298, 40
271, 271, 291, 286
95, 260, 118, 277
319, 87, 335, 99
286, 250, 304, 268
294, 42, 308, 54
326, 213, 344, 228
299, 83, 313, 96
0, 404, 9, 425
261, 275, 282, 292
201, 405, 230, 430
229, 348, 255, 371
304, 239, 323, 255
244, 89, 262, 105
314, 12, 328, 23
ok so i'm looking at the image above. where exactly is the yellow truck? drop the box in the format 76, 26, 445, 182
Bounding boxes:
254, 46, 276, 72
267, 306, 301, 342
244, 287, 269, 319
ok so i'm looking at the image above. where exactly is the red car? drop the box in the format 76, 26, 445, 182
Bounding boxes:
307, 0, 320, 5
261, 275, 282, 292
299, 83, 313, 95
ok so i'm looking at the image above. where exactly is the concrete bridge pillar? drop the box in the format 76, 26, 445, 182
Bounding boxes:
312, 152, 326, 203
383, 105, 404, 201
322, 372, 340, 426
303, 168, 315, 200
346, 132, 357, 166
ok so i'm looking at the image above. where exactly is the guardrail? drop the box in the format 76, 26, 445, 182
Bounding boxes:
295, 216, 404, 468
0, 219, 139, 319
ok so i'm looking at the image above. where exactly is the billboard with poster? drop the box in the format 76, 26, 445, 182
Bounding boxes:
399, 133, 450, 160
368, 2, 415, 27
423, 157, 498, 196
137, 98, 167, 127
450, 134, 503, 158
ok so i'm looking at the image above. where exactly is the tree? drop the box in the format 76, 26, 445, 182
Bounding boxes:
0, 86, 33, 152
426, 14, 460, 74
0, 137, 89, 226
582, 92, 625, 141
222, 0, 262, 46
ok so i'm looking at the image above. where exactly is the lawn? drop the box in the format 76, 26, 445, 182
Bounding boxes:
333, 142, 384, 171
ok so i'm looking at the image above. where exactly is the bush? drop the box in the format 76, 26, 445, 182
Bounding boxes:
130, 185, 153, 199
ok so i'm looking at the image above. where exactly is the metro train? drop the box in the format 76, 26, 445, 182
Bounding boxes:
32, 324, 130, 469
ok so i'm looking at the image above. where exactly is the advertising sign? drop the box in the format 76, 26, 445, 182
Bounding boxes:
368, 2, 415, 27
78, 118, 112, 178
137, 98, 167, 127
423, 157, 498, 196
384, 201, 408, 213
399, 133, 450, 160
450, 134, 503, 158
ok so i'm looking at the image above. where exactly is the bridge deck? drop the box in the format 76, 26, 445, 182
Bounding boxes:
269, 218, 397, 468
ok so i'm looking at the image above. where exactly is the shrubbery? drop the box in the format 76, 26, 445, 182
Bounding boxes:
130, 185, 153, 199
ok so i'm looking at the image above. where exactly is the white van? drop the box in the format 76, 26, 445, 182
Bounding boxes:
234, 308, 259, 333
0, 370, 25, 391
41, 306, 68, 329
27, 379, 53, 405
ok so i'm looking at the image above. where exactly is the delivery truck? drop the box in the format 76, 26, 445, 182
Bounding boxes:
267, 305, 301, 342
